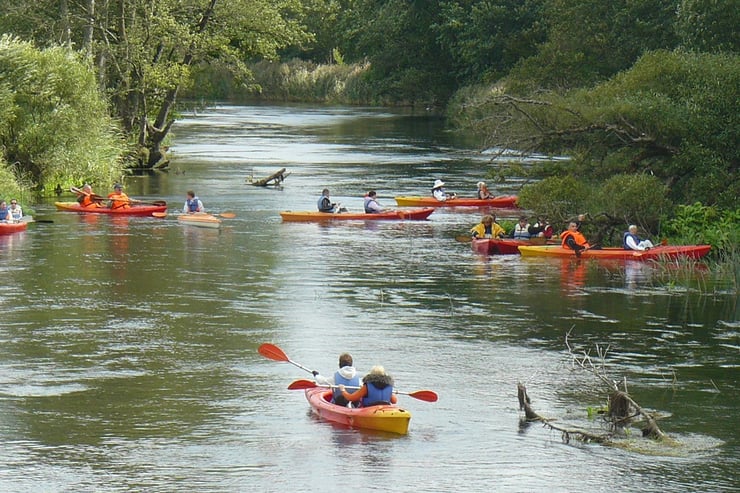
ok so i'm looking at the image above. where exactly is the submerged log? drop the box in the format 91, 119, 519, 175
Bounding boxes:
248, 168, 288, 187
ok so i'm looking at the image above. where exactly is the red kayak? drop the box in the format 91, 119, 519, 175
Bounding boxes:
304, 387, 411, 435
55, 202, 167, 216
280, 208, 434, 222
472, 237, 555, 255
394, 195, 518, 208
518, 244, 712, 260
0, 221, 28, 235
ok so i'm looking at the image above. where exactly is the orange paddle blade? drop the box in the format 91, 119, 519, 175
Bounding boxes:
152, 212, 167, 218
258, 343, 290, 362
405, 390, 438, 402
288, 379, 318, 390
218, 212, 236, 219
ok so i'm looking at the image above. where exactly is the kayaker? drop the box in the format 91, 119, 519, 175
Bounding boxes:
623, 225, 654, 251
431, 179, 456, 201
560, 221, 591, 257
8, 199, 22, 221
528, 216, 553, 239
363, 190, 384, 213
0, 200, 10, 221
76, 184, 103, 208
318, 188, 341, 213
476, 181, 492, 199
471, 214, 505, 239
314, 353, 361, 407
183, 190, 205, 213
339, 366, 397, 407
107, 183, 131, 209
513, 216, 531, 239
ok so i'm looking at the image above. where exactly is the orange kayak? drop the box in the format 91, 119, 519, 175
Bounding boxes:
55, 202, 167, 216
0, 221, 28, 235
304, 388, 411, 435
280, 208, 434, 222
518, 244, 712, 260
394, 195, 518, 208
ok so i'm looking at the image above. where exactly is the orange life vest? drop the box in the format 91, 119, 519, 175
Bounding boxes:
560, 230, 590, 249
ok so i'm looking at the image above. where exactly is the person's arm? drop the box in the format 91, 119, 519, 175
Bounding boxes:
183, 202, 189, 213
198, 200, 204, 212
494, 224, 506, 238
564, 235, 585, 251
390, 394, 398, 404
340, 384, 367, 402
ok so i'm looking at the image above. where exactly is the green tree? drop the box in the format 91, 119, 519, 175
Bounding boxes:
0, 36, 125, 193
676, 0, 740, 53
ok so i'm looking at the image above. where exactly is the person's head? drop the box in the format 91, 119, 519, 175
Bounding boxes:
0, 200, 6, 208
477, 181, 486, 189
322, 188, 330, 196
368, 365, 386, 377
338, 353, 353, 368
83, 184, 92, 192
519, 216, 528, 224
628, 225, 638, 234
433, 179, 445, 189
567, 221, 578, 231
186, 190, 195, 199
482, 214, 494, 226
367, 190, 376, 198
113, 183, 123, 192
10, 199, 18, 207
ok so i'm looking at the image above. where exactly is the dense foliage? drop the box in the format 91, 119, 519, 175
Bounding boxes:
0, 36, 125, 195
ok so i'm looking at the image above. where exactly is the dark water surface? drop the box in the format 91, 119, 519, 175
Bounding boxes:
0, 104, 737, 492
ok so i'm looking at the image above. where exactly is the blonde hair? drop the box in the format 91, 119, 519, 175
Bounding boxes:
369, 365, 386, 376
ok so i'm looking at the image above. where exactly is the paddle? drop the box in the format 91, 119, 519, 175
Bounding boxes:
152, 212, 236, 219
455, 235, 473, 243
258, 343, 317, 375
72, 187, 166, 206
287, 379, 438, 403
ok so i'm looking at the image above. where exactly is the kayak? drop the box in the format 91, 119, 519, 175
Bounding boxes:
0, 221, 28, 235
394, 195, 518, 208
177, 213, 222, 229
55, 202, 167, 216
280, 208, 435, 222
518, 244, 712, 260
472, 237, 555, 255
304, 387, 411, 435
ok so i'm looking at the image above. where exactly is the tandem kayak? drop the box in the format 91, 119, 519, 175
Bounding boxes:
518, 244, 712, 260
177, 213, 222, 229
0, 221, 28, 235
280, 208, 435, 222
305, 387, 411, 435
394, 195, 518, 208
472, 237, 555, 255
55, 202, 167, 216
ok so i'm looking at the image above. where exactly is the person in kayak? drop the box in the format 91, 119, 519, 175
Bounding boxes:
0, 200, 10, 221
8, 199, 22, 221
560, 221, 591, 257
76, 184, 103, 208
363, 190, 384, 213
183, 190, 205, 213
339, 366, 397, 407
471, 214, 506, 239
513, 216, 531, 239
476, 181, 492, 199
318, 188, 342, 213
623, 225, 654, 251
431, 179, 456, 201
313, 353, 361, 407
528, 216, 553, 239
107, 183, 131, 210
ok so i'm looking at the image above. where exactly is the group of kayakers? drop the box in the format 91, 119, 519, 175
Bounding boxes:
314, 353, 397, 408
0, 198, 23, 222
73, 184, 206, 214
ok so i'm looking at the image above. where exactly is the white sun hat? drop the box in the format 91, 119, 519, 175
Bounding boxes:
433, 179, 445, 189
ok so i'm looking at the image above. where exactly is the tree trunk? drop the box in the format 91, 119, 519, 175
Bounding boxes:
81, 0, 95, 57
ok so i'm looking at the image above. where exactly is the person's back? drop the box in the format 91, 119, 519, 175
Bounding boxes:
361, 366, 395, 407
332, 353, 360, 407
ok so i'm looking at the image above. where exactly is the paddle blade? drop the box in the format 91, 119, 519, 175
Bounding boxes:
455, 235, 473, 243
407, 390, 438, 402
152, 212, 167, 218
258, 343, 290, 362
218, 212, 236, 219
288, 379, 318, 390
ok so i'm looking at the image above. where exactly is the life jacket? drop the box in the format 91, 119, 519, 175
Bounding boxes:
513, 224, 531, 239
317, 196, 333, 212
361, 372, 394, 406
623, 232, 640, 250
332, 369, 360, 403
108, 192, 130, 209
186, 197, 201, 212
364, 197, 381, 213
560, 230, 589, 249
9, 206, 22, 220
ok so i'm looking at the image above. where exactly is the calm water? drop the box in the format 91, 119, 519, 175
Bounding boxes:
0, 104, 737, 492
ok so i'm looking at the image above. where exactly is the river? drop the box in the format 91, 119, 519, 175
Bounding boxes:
0, 103, 737, 492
